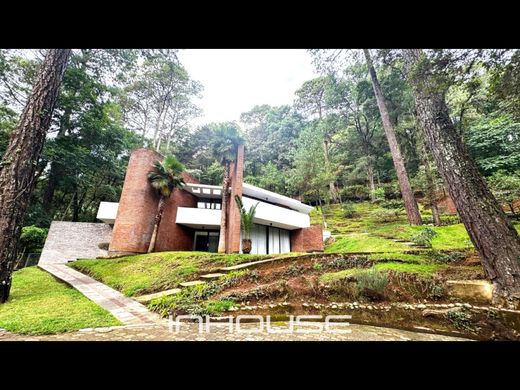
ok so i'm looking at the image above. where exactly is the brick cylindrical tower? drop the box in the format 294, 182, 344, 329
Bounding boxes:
227, 144, 245, 253
109, 148, 162, 255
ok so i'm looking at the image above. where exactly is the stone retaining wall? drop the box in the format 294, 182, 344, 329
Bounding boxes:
39, 221, 113, 264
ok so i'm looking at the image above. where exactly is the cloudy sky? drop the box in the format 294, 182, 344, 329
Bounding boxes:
177, 49, 318, 126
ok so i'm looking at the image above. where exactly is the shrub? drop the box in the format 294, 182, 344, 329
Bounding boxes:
430, 250, 466, 264
372, 209, 401, 222
380, 200, 404, 210
322, 256, 372, 270
340, 185, 370, 201
313, 262, 323, 271
19, 225, 48, 253
286, 264, 306, 276
381, 182, 402, 199
410, 227, 438, 247
371, 187, 386, 202
341, 202, 357, 218
421, 214, 460, 226
447, 310, 475, 332
355, 268, 389, 301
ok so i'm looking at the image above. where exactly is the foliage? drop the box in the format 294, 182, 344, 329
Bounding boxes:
466, 113, 520, 175
19, 225, 48, 253
486, 170, 520, 213
410, 227, 438, 247
0, 267, 119, 334
371, 187, 385, 201
340, 185, 370, 201
341, 202, 357, 218
380, 200, 404, 210
147, 155, 185, 198
209, 122, 244, 164
355, 268, 389, 301
447, 310, 475, 332
372, 208, 401, 222
234, 195, 259, 240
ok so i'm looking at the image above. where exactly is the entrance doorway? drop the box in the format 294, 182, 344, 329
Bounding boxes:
194, 231, 219, 252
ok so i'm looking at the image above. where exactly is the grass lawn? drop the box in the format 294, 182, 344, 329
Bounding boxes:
325, 233, 410, 253
70, 251, 293, 297
319, 261, 446, 284
0, 267, 120, 335
315, 202, 520, 252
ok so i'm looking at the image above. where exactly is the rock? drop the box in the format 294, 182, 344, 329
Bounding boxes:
269, 304, 276, 309
302, 303, 309, 307
463, 303, 472, 309
455, 303, 463, 307
448, 304, 455, 308
417, 304, 427, 309
331, 304, 338, 309
367, 305, 373, 310
445, 280, 493, 304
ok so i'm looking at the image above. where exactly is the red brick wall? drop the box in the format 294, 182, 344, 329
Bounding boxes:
155, 188, 198, 251
436, 194, 458, 215
109, 148, 162, 254
109, 148, 201, 254
291, 225, 324, 252
227, 144, 244, 253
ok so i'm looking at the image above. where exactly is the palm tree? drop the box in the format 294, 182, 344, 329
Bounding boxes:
235, 195, 259, 254
147, 155, 185, 253
209, 123, 244, 253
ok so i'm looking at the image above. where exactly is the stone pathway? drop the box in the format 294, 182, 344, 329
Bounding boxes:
0, 322, 470, 341
39, 263, 161, 325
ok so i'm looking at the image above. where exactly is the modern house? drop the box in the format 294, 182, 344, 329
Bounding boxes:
96, 146, 324, 255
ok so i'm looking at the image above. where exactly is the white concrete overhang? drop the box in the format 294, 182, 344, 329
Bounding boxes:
242, 183, 314, 214
96, 201, 119, 224
175, 207, 221, 229
182, 183, 222, 199
243, 196, 310, 230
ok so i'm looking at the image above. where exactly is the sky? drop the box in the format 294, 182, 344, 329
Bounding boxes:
177, 49, 319, 126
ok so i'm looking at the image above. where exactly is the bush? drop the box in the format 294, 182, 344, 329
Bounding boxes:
340, 185, 370, 201
421, 214, 460, 226
19, 225, 48, 253
430, 250, 466, 264
410, 227, 438, 247
371, 187, 385, 201
381, 182, 402, 199
380, 200, 405, 210
341, 203, 357, 218
372, 209, 401, 222
355, 268, 389, 301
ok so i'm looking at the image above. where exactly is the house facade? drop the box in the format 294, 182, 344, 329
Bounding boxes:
97, 146, 324, 255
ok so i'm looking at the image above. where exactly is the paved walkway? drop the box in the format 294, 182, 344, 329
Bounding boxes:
39, 263, 161, 325
0, 322, 470, 341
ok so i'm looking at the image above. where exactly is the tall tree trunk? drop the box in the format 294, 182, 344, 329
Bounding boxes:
72, 189, 80, 222
417, 120, 442, 226
0, 49, 71, 303
363, 49, 423, 225
322, 139, 338, 203
424, 157, 442, 226
217, 162, 230, 253
148, 196, 166, 253
317, 192, 328, 229
403, 49, 520, 308
367, 163, 376, 202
